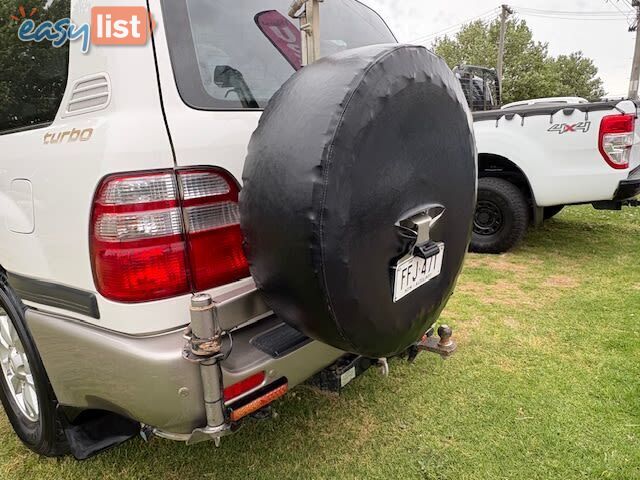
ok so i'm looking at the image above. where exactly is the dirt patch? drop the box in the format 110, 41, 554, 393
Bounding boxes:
451, 315, 483, 343
457, 280, 535, 308
494, 356, 518, 373
350, 411, 378, 447
464, 253, 542, 277
503, 316, 520, 330
633, 284, 640, 291
543, 275, 580, 289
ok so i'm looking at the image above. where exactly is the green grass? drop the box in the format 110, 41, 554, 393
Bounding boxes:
1, 205, 639, 480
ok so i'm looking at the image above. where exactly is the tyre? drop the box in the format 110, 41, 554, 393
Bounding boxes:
241, 45, 476, 357
470, 177, 529, 254
0, 273, 68, 457
543, 205, 564, 220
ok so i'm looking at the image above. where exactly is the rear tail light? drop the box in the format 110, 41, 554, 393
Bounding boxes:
599, 114, 635, 170
178, 170, 249, 291
90, 168, 249, 302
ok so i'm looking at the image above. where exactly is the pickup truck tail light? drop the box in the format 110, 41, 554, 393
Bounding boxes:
90, 168, 249, 302
599, 114, 635, 170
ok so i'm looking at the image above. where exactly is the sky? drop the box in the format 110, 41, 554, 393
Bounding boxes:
360, 0, 636, 97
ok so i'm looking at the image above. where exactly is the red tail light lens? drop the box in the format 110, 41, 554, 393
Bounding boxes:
223, 371, 266, 402
178, 169, 249, 291
599, 114, 635, 170
90, 172, 190, 302
90, 168, 249, 302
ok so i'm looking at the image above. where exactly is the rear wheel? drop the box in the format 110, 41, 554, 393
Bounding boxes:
543, 205, 564, 220
0, 273, 68, 457
470, 177, 529, 254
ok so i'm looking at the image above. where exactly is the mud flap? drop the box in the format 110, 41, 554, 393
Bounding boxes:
58, 407, 140, 460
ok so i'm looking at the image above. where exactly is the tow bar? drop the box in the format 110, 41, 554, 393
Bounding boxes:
309, 325, 457, 394
408, 325, 457, 362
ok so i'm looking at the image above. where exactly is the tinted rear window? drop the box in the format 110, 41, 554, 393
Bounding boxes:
161, 0, 396, 110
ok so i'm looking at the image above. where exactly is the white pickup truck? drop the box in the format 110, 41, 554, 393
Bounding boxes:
470, 99, 640, 253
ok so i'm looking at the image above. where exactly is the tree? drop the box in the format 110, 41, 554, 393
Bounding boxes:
0, 0, 71, 131
549, 52, 606, 100
432, 18, 605, 104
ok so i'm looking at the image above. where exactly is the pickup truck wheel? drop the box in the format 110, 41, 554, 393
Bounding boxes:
543, 205, 564, 220
470, 178, 528, 254
0, 274, 68, 457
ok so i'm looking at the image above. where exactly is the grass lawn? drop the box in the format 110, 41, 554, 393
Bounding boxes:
0, 205, 638, 480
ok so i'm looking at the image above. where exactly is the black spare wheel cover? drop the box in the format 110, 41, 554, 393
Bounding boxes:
241, 44, 476, 357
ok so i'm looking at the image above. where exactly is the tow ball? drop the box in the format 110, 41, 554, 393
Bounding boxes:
407, 325, 457, 362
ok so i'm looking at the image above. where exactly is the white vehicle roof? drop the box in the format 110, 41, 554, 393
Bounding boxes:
502, 97, 589, 109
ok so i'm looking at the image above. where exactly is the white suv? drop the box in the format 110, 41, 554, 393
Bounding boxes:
0, 0, 476, 458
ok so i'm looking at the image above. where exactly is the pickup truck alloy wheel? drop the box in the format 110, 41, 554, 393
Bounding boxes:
0, 311, 39, 422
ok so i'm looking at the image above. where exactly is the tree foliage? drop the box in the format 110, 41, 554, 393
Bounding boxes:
432, 18, 606, 104
0, 0, 70, 131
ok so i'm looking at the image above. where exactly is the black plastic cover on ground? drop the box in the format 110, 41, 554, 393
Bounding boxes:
241, 44, 476, 357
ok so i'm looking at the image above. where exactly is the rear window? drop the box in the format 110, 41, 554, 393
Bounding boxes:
161, 0, 396, 110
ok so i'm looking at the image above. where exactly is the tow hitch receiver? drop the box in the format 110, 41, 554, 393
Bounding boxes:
309, 355, 376, 393
409, 325, 457, 361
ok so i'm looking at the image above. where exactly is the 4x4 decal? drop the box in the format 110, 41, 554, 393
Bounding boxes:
547, 121, 591, 134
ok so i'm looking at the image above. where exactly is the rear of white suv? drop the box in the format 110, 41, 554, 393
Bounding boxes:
0, 0, 398, 457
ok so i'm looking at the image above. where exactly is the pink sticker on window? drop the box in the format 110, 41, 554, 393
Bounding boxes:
255, 10, 302, 71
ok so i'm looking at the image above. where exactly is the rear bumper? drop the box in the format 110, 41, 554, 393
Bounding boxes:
25, 309, 343, 435
613, 165, 640, 201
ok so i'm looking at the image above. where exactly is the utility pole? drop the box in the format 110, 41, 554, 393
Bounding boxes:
628, 0, 640, 99
497, 4, 513, 99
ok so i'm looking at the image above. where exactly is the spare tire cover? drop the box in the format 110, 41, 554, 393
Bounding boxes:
241, 44, 476, 357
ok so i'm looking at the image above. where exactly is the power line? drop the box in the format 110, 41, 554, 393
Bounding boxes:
517, 13, 630, 21
409, 8, 499, 44
408, 4, 634, 49
409, 11, 498, 44
513, 7, 630, 16
603, 0, 636, 26
606, 0, 634, 14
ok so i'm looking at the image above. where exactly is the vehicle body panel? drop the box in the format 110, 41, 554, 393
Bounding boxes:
0, 0, 398, 435
474, 100, 640, 206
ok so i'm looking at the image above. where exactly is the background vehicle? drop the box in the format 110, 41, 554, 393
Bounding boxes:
0, 0, 474, 458
501, 97, 589, 109
455, 66, 640, 253
454, 65, 501, 112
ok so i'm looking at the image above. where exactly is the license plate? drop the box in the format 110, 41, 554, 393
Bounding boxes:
340, 367, 356, 388
393, 243, 445, 302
